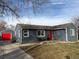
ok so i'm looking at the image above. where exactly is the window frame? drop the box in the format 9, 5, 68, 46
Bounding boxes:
37, 30, 45, 37
23, 30, 29, 37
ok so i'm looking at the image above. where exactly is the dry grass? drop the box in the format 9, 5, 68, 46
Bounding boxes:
21, 42, 79, 59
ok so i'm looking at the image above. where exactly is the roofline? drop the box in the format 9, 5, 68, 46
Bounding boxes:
16, 23, 74, 30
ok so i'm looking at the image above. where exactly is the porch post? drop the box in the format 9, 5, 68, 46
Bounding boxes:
66, 28, 68, 41
77, 27, 78, 40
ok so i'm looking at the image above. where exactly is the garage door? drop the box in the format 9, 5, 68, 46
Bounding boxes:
53, 29, 66, 41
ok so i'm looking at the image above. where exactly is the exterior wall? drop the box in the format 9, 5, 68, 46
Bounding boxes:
22, 29, 48, 43
53, 29, 66, 41
67, 24, 78, 41
15, 25, 22, 43
16, 23, 78, 43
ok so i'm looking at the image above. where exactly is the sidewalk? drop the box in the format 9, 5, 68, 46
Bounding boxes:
0, 43, 34, 59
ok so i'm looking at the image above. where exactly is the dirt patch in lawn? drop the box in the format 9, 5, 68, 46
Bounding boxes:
20, 42, 79, 59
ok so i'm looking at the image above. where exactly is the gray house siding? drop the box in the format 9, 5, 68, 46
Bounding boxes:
22, 29, 37, 43
53, 29, 66, 41
22, 29, 48, 43
67, 24, 78, 41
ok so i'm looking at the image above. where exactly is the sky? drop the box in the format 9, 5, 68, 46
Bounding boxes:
2, 0, 79, 26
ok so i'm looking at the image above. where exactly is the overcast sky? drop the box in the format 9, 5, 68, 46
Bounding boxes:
3, 0, 79, 26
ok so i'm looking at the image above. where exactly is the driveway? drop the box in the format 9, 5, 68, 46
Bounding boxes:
0, 43, 34, 59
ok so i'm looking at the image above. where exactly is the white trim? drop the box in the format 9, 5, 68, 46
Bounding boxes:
17, 29, 22, 43
66, 28, 68, 41
37, 30, 45, 37
20, 28, 22, 43
18, 30, 21, 38
17, 29, 20, 42
23, 30, 29, 37
77, 28, 78, 40
54, 28, 64, 29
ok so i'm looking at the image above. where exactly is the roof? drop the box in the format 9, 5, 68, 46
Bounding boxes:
16, 23, 74, 30
53, 23, 74, 29
17, 24, 53, 30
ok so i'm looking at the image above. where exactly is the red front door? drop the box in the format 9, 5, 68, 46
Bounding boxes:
48, 31, 53, 40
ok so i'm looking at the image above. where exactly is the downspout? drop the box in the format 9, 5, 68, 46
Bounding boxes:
66, 28, 68, 41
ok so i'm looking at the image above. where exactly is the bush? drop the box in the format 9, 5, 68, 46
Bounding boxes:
11, 36, 16, 43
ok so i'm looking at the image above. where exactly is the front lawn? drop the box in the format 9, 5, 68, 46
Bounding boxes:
21, 42, 79, 59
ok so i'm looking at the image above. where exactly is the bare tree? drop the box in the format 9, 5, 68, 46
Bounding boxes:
72, 16, 79, 28
0, 0, 19, 17
0, 0, 50, 17
24, 0, 50, 14
72, 16, 79, 39
0, 20, 7, 31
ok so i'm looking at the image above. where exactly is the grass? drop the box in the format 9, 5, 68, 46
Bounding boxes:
21, 42, 79, 59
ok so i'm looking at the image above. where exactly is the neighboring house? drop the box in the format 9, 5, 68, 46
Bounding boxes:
15, 23, 78, 43
0, 29, 16, 42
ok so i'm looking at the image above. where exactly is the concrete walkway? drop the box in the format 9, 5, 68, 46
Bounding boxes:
0, 43, 34, 59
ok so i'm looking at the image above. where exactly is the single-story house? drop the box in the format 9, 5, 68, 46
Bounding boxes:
15, 23, 78, 43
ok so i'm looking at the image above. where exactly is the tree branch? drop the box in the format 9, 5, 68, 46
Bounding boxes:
0, 0, 19, 17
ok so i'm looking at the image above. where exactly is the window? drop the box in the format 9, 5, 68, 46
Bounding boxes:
23, 30, 29, 37
37, 30, 45, 37
70, 29, 75, 36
